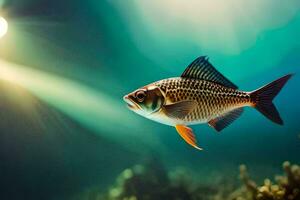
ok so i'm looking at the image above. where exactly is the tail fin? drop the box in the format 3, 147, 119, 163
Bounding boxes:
250, 74, 293, 125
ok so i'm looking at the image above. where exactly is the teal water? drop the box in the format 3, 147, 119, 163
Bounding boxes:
0, 0, 299, 199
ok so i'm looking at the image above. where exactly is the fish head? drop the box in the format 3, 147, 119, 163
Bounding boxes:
123, 84, 165, 116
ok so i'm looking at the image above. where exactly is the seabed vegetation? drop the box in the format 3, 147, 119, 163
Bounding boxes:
74, 159, 300, 200
235, 161, 300, 200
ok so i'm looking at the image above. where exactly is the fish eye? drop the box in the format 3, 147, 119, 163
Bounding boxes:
136, 90, 146, 102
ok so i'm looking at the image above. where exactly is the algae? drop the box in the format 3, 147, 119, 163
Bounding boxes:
232, 161, 300, 200
74, 160, 300, 200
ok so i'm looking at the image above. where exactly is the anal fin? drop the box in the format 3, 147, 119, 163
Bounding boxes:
175, 125, 202, 150
208, 108, 244, 132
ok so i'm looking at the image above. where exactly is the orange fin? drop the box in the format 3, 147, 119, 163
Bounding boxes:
175, 125, 203, 150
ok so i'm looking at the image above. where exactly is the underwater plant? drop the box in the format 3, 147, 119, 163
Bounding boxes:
74, 160, 300, 200
97, 158, 195, 200
232, 162, 300, 200
73, 158, 234, 200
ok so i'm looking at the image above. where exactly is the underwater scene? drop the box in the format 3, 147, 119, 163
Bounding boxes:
0, 0, 300, 200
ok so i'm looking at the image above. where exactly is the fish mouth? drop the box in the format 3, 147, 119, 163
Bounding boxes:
123, 95, 140, 110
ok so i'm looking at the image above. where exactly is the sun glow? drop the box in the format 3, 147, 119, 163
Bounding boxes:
0, 16, 8, 38
0, 59, 161, 150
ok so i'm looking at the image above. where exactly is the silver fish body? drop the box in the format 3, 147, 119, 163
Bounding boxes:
152, 77, 251, 125
123, 56, 292, 150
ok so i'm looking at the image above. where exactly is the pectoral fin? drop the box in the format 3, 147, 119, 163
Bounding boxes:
175, 125, 202, 150
163, 100, 197, 119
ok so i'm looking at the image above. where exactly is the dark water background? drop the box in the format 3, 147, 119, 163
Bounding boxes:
0, 0, 299, 199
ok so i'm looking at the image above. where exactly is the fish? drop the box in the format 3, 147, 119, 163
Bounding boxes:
123, 56, 293, 150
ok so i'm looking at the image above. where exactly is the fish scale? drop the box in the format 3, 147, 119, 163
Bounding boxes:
155, 77, 250, 123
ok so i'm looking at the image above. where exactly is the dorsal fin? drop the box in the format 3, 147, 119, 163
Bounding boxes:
181, 56, 238, 89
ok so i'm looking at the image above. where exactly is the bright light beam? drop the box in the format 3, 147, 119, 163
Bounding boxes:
0, 16, 8, 38
0, 59, 162, 151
